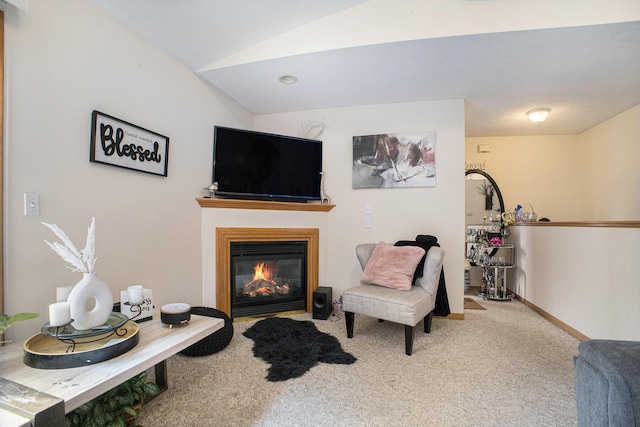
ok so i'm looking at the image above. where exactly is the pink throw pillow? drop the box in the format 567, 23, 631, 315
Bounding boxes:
360, 242, 426, 291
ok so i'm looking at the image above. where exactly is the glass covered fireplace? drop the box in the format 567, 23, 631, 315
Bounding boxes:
230, 241, 307, 318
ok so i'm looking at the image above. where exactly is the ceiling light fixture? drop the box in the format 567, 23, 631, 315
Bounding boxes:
526, 108, 551, 123
278, 75, 298, 84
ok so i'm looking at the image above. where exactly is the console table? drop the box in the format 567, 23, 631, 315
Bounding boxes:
0, 313, 223, 426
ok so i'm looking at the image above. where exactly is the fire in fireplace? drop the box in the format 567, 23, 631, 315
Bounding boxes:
244, 261, 292, 296
230, 241, 307, 318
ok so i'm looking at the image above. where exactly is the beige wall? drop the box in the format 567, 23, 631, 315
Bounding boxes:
254, 101, 466, 316
3, 1, 466, 341
465, 135, 581, 221
511, 225, 640, 340
579, 104, 640, 220
3, 0, 253, 340
466, 104, 640, 221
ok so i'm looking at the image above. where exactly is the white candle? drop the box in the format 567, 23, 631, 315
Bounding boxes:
49, 302, 71, 327
127, 285, 144, 305
56, 286, 74, 302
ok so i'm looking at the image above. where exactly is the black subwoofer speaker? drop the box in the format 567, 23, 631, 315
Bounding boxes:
312, 286, 332, 320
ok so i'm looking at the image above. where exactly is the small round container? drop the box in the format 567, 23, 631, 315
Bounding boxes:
160, 303, 191, 328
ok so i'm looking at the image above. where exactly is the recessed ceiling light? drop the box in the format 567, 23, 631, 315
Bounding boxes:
526, 108, 551, 123
278, 75, 298, 84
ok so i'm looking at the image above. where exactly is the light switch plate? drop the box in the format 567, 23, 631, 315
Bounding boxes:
24, 193, 40, 216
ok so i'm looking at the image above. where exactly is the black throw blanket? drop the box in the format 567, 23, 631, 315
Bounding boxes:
395, 234, 451, 317
243, 317, 357, 382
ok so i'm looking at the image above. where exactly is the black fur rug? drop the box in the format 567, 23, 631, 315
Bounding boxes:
243, 317, 357, 382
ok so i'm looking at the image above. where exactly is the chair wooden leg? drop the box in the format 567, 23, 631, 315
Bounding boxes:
404, 325, 415, 355
346, 311, 355, 338
424, 311, 434, 333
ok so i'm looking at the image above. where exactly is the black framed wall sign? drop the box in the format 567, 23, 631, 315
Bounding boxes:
90, 110, 169, 177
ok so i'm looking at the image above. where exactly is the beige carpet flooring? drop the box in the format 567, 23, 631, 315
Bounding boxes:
137, 295, 580, 426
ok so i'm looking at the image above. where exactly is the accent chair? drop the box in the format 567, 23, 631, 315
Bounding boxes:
342, 242, 445, 355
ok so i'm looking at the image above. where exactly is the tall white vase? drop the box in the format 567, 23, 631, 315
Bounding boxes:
67, 272, 114, 330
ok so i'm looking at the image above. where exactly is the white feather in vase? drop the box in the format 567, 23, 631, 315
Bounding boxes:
42, 217, 97, 273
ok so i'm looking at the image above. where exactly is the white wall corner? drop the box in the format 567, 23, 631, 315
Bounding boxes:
3, 0, 28, 12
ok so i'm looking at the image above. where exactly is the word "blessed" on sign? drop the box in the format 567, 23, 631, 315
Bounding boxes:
99, 123, 162, 163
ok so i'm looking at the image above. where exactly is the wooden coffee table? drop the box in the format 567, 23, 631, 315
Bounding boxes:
0, 313, 223, 426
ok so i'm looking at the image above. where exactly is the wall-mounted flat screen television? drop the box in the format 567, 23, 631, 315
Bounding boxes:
212, 126, 323, 203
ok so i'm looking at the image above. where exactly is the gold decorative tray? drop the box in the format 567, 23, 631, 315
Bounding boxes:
24, 320, 139, 369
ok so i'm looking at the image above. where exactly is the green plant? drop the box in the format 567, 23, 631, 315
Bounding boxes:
65, 372, 161, 427
0, 312, 39, 343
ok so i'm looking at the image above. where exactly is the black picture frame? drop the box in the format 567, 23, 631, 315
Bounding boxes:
90, 110, 169, 177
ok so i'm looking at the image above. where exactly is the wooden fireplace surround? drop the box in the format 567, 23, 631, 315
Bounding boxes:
215, 227, 320, 317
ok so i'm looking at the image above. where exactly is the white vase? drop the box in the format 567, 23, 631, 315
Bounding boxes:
67, 272, 114, 330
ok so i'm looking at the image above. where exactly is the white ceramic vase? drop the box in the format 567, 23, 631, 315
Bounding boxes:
67, 272, 114, 330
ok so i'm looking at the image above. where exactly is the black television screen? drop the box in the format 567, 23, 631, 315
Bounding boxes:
212, 126, 323, 202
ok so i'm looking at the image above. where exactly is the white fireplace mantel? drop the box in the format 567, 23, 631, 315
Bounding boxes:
199, 198, 333, 312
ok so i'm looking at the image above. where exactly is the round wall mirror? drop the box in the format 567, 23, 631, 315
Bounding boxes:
465, 169, 505, 224
464, 169, 506, 278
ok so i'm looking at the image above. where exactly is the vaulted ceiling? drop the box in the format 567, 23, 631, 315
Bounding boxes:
92, 1, 640, 137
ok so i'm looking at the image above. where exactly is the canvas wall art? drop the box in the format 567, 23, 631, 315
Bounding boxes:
352, 131, 436, 189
